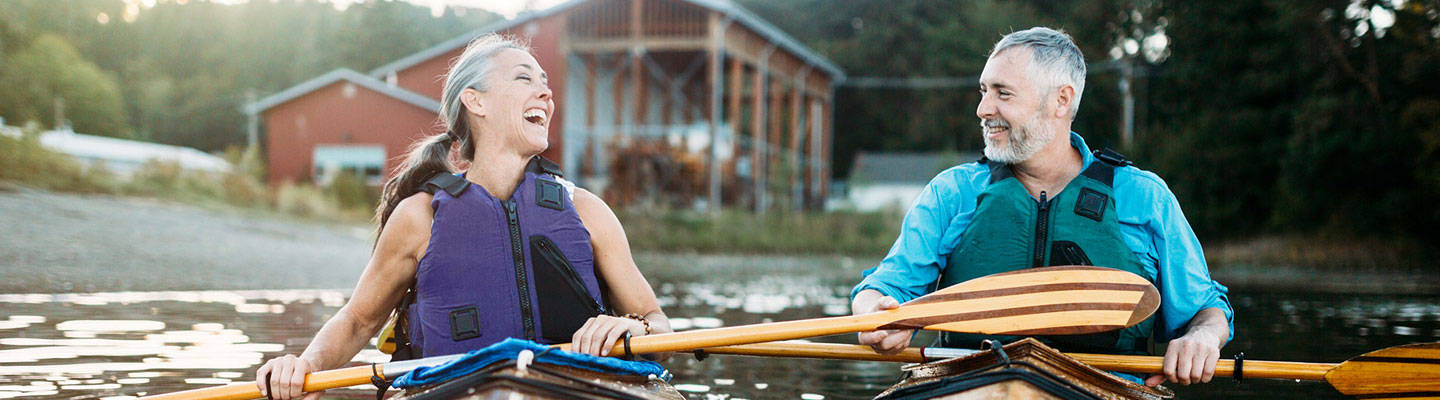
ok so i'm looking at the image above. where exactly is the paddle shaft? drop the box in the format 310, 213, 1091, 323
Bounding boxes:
701, 342, 1335, 381
559, 313, 882, 355
564, 266, 1160, 356
139, 355, 463, 400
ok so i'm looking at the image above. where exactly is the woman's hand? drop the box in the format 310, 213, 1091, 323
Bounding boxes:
254, 354, 323, 400
570, 314, 648, 357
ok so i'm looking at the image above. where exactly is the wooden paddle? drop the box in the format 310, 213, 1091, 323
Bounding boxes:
142, 265, 1156, 400
700, 341, 1440, 397
140, 354, 467, 400
560, 265, 1159, 355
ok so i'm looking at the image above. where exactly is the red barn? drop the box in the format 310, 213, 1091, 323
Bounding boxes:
247, 0, 843, 210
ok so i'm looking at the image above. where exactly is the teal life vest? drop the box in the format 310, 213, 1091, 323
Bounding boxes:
938, 149, 1155, 355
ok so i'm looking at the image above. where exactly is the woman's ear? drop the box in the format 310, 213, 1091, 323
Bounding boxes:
460, 88, 485, 118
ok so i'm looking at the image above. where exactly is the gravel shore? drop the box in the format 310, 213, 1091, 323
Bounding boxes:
0, 184, 372, 293
2, 184, 1432, 295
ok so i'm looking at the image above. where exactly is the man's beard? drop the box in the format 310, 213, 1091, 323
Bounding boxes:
981, 111, 1055, 164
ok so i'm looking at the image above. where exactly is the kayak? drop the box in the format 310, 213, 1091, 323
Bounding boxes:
384, 338, 682, 400
390, 359, 683, 400
873, 338, 1173, 400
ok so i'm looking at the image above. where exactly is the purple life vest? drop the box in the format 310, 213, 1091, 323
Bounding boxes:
407, 157, 606, 358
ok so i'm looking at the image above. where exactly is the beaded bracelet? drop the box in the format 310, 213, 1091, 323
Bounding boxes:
621, 313, 651, 335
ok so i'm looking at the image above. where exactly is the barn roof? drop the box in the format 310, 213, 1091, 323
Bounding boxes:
367, 0, 845, 81
245, 69, 441, 115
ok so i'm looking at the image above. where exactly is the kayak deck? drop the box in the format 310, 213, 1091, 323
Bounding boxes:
874, 338, 1173, 400
391, 360, 683, 400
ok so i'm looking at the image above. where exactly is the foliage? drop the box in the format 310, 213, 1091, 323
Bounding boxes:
0, 126, 119, 192
0, 0, 499, 151
744, 0, 1440, 247
0, 34, 129, 137
325, 170, 379, 211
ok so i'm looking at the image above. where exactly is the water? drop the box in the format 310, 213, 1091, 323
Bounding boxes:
1, 254, 1436, 399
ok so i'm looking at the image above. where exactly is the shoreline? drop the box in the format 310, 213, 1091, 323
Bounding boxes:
1, 184, 1433, 295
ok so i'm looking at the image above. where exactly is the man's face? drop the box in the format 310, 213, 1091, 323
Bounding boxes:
976, 48, 1056, 164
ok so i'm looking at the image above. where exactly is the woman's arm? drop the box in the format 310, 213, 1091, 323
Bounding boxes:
254, 193, 433, 400
570, 188, 672, 361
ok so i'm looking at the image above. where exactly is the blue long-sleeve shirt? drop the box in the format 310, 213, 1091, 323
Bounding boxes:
853, 132, 1233, 342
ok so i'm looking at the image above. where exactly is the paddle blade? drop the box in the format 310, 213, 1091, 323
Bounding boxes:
1327, 342, 1440, 399
876, 266, 1159, 336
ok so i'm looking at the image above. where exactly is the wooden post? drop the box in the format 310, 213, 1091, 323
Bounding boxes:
752, 45, 776, 213
613, 55, 624, 133
632, 0, 647, 134
808, 98, 822, 209
789, 68, 807, 212
820, 96, 832, 206
585, 54, 598, 180
727, 57, 743, 170
768, 78, 783, 194
706, 14, 729, 212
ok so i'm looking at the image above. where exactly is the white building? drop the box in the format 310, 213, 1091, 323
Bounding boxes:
839, 152, 975, 212
34, 127, 232, 178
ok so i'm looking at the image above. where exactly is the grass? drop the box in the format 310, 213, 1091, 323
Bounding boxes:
617, 208, 902, 256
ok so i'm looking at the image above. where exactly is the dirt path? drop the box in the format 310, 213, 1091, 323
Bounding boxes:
0, 185, 373, 293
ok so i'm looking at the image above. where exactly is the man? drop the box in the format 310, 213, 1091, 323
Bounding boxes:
851, 27, 1232, 387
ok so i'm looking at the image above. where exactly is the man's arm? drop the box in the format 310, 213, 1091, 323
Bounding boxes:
1128, 171, 1234, 387
1144, 307, 1229, 386
852, 166, 977, 353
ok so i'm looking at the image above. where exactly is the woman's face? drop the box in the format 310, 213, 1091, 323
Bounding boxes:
466, 48, 554, 156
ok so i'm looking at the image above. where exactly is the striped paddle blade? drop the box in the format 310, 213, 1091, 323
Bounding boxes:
874, 266, 1160, 335
1327, 342, 1440, 399
571, 265, 1159, 356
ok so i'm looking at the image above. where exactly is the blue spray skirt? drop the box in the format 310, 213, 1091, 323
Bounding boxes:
392, 338, 670, 389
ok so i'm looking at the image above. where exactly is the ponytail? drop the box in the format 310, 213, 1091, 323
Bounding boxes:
374, 33, 527, 238
375, 132, 458, 233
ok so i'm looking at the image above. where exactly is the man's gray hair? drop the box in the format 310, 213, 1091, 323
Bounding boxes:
990, 27, 1086, 118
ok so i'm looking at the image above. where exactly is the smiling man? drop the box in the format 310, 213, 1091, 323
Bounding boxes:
850, 27, 1233, 387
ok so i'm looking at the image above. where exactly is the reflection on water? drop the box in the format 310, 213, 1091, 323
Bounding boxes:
1, 256, 1438, 399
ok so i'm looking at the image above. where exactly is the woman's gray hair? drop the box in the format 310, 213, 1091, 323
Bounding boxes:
990, 27, 1086, 118
439, 34, 529, 160
375, 34, 528, 233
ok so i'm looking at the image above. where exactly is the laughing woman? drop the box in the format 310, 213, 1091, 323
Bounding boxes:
254, 34, 672, 400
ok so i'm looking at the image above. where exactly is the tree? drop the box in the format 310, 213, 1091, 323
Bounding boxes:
0, 34, 129, 137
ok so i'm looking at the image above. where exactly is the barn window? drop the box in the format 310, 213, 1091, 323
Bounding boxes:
313, 145, 385, 186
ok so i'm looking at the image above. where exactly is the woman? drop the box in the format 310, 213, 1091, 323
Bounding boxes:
254, 34, 671, 400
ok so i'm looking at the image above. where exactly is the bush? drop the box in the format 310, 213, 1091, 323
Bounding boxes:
0, 127, 118, 193
617, 208, 901, 256
274, 182, 338, 218
325, 171, 378, 212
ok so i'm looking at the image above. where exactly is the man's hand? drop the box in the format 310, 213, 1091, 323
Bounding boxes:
1145, 307, 1229, 387
853, 289, 915, 355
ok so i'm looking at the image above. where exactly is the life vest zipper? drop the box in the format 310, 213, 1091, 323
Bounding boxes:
503, 199, 536, 341
1033, 191, 1050, 268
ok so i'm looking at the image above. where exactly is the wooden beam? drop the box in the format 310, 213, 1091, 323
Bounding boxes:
568, 37, 709, 54
820, 97, 832, 203
631, 0, 643, 40
707, 13, 729, 212
768, 78, 783, 188
614, 54, 628, 130
752, 46, 771, 213
727, 56, 743, 164
721, 26, 831, 100
808, 98, 822, 208
788, 70, 806, 212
